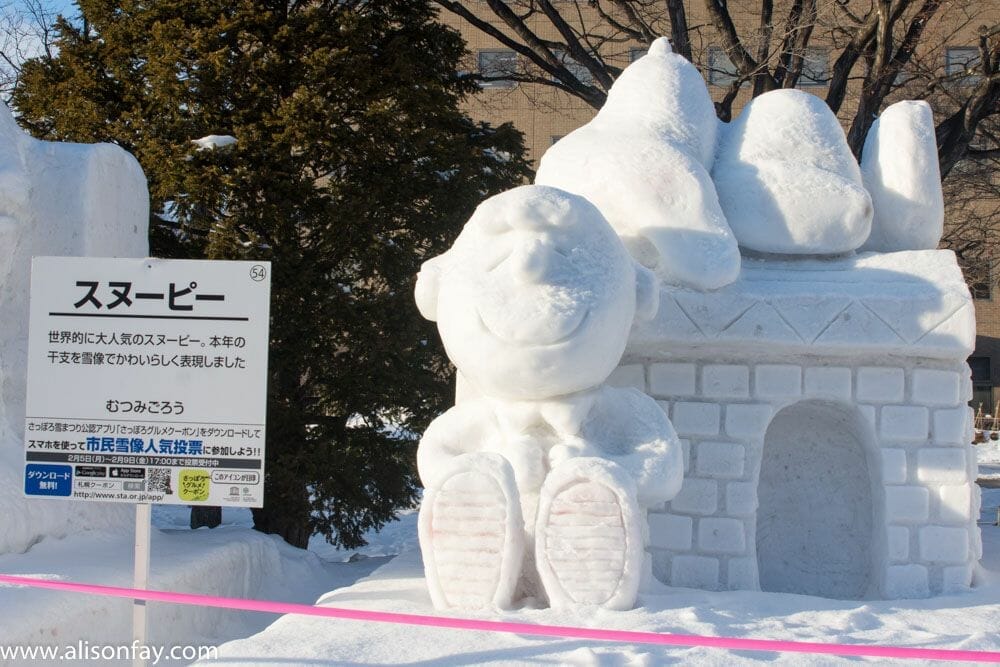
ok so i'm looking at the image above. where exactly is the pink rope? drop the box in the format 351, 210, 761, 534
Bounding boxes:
1, 573, 997, 662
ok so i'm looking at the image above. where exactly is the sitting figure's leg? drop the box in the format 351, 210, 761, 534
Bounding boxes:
535, 457, 643, 610
418, 452, 524, 609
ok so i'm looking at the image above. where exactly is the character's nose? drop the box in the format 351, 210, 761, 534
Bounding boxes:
509, 238, 566, 285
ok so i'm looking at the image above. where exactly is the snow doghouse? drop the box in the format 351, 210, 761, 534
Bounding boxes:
620, 250, 978, 600
536, 38, 977, 601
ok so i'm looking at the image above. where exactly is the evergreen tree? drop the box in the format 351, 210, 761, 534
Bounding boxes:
14, 0, 530, 548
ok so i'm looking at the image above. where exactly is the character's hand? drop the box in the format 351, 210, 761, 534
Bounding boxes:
548, 439, 598, 470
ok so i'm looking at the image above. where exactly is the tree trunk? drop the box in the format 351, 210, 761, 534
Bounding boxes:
190, 506, 222, 529
252, 505, 312, 549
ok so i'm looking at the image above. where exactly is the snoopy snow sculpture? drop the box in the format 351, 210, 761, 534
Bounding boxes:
535, 38, 740, 291
414, 185, 683, 610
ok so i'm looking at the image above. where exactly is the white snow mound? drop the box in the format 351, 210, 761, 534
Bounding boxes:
0, 102, 148, 555
713, 89, 873, 255
536, 37, 740, 290
861, 100, 944, 252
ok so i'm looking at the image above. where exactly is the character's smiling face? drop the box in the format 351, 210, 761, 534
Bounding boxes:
417, 185, 655, 401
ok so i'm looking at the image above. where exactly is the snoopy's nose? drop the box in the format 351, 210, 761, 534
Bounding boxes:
509, 238, 564, 284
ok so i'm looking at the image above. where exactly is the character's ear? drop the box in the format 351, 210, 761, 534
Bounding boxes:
414, 255, 446, 322
634, 262, 659, 322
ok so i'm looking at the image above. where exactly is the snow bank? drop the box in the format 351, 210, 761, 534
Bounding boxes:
0, 102, 148, 555
977, 440, 1000, 467
0, 522, 381, 667
861, 101, 943, 252
536, 38, 740, 290
713, 89, 873, 255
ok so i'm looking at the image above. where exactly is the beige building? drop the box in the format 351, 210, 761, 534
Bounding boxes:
441, 1, 1000, 412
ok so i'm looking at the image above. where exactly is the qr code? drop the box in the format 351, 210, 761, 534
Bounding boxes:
147, 468, 172, 494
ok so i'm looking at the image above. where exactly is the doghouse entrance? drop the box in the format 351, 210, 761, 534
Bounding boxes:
756, 400, 875, 599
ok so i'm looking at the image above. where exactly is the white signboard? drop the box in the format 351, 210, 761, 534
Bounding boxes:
23, 257, 271, 508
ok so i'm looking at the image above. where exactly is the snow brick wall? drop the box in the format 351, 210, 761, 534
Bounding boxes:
614, 249, 979, 599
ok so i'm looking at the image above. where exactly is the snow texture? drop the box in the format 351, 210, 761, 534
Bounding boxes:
415, 185, 682, 610
0, 507, 385, 666
535, 38, 740, 290
206, 508, 1000, 665
625, 247, 977, 598
191, 134, 237, 151
0, 103, 148, 555
713, 89, 873, 255
861, 101, 944, 252
757, 401, 875, 599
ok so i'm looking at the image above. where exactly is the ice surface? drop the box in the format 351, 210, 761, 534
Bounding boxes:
713, 89, 873, 254
861, 100, 944, 252
0, 102, 148, 555
415, 185, 682, 610
535, 38, 740, 290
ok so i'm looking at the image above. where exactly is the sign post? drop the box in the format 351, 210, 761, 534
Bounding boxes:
133, 503, 151, 667
21, 257, 271, 664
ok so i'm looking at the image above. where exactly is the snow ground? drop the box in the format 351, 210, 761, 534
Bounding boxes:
0, 505, 389, 666
201, 487, 1000, 666
976, 439, 1000, 471
2, 488, 997, 666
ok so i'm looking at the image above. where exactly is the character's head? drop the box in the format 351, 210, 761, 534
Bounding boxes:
415, 185, 658, 401
596, 37, 718, 168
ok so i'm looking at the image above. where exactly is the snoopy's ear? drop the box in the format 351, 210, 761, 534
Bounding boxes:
414, 255, 446, 322
634, 263, 659, 322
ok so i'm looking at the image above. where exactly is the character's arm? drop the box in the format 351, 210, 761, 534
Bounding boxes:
579, 387, 684, 507
416, 400, 495, 489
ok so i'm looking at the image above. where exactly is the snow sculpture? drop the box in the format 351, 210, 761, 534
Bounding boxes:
860, 100, 944, 252
713, 89, 873, 255
414, 185, 683, 610
535, 37, 740, 291
0, 103, 148, 554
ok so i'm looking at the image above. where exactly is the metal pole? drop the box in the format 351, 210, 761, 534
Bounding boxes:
133, 503, 151, 667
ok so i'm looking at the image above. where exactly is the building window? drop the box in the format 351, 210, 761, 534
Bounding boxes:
629, 47, 648, 63
970, 356, 991, 383
553, 49, 594, 85
945, 46, 981, 82
550, 135, 564, 145
798, 47, 830, 86
478, 49, 517, 88
707, 46, 739, 87
970, 356, 993, 411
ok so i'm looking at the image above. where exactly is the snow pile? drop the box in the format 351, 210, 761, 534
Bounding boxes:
191, 135, 237, 151
0, 102, 148, 555
536, 38, 740, 290
977, 440, 1000, 467
861, 101, 944, 252
713, 89, 873, 255
0, 507, 386, 666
